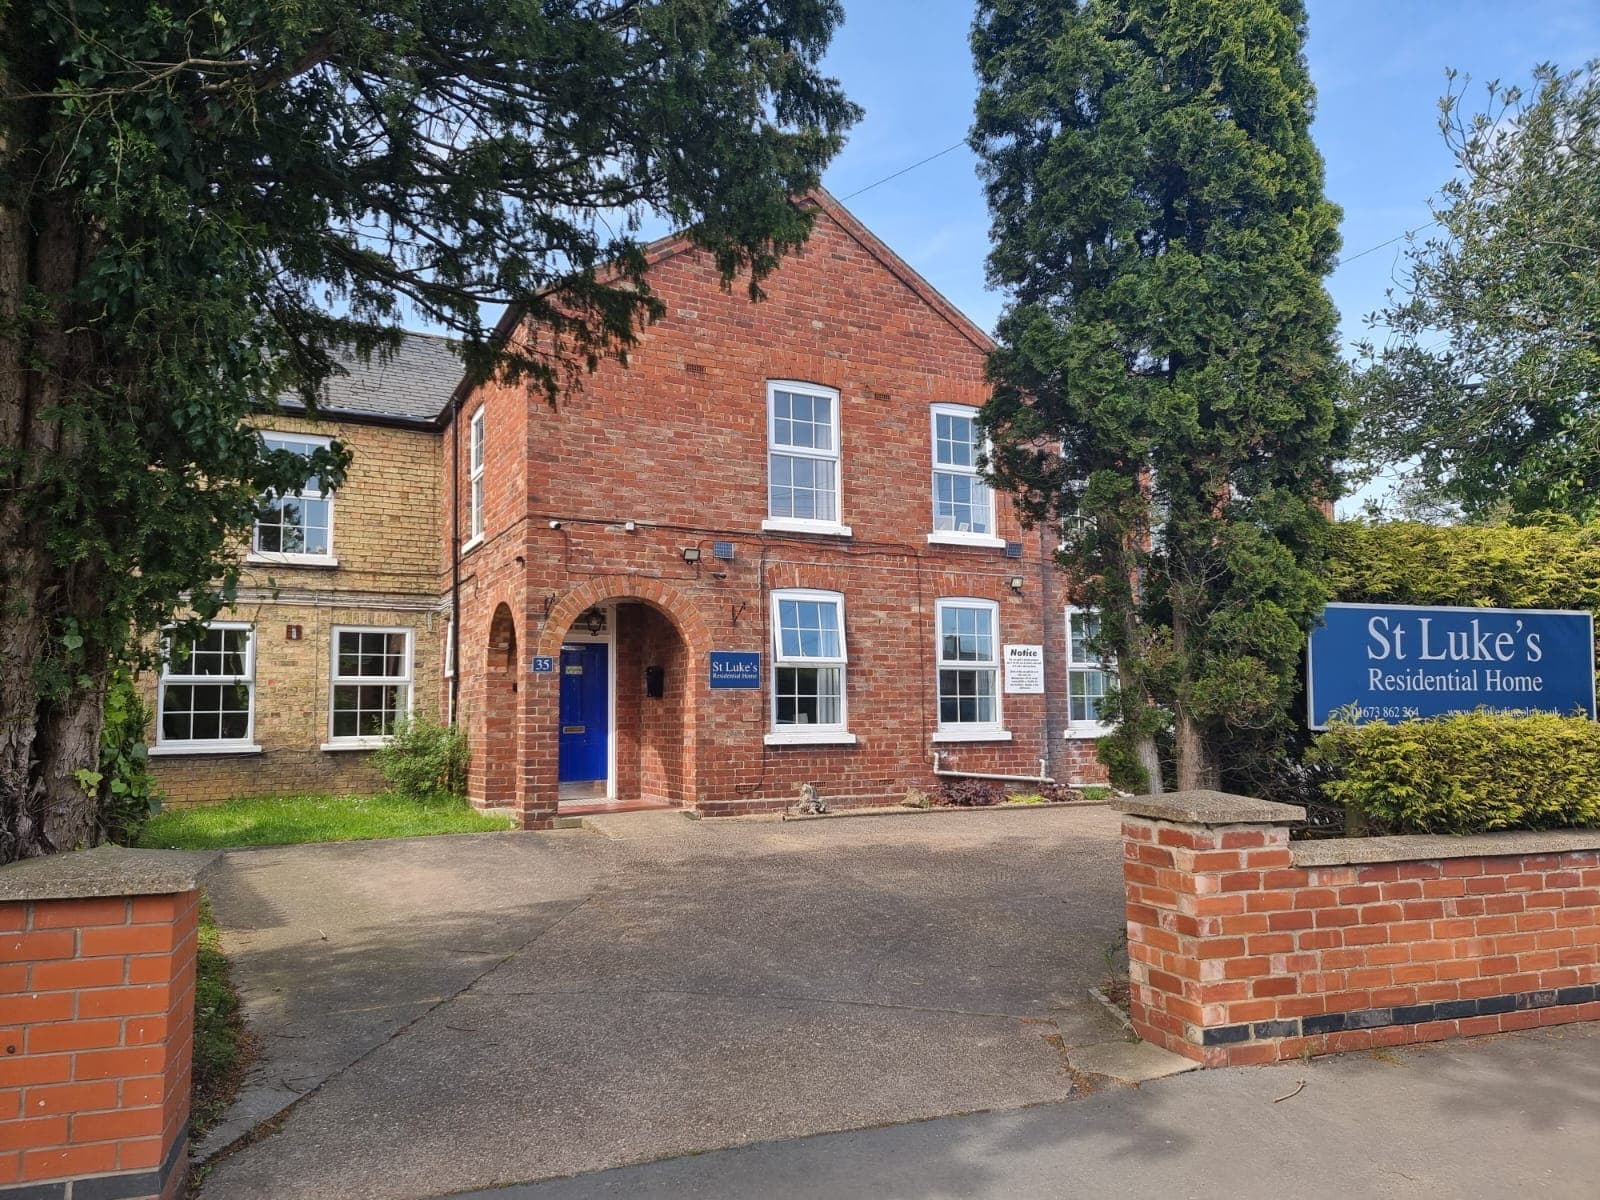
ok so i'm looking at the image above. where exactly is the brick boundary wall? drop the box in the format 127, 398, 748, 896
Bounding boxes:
1, 846, 214, 1199
1117, 792, 1600, 1067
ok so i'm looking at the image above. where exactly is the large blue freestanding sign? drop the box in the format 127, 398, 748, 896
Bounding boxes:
1307, 603, 1595, 730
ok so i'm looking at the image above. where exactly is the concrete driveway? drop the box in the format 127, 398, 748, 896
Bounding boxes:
197, 806, 1130, 1200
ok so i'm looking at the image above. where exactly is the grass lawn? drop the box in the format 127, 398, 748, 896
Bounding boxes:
136, 792, 514, 850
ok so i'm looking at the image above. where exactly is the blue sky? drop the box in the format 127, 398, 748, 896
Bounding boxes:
818, 0, 1600, 351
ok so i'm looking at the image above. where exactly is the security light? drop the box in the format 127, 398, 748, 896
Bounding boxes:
1008, 576, 1025, 593
682, 547, 702, 562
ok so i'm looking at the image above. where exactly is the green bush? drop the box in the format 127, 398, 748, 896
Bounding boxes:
372, 716, 469, 800
1330, 518, 1600, 610
97, 668, 161, 843
1311, 711, 1600, 834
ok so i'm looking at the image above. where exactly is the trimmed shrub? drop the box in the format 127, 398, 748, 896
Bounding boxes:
1310, 712, 1600, 834
373, 715, 470, 800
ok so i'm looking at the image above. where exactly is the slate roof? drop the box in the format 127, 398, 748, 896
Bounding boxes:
280, 331, 464, 425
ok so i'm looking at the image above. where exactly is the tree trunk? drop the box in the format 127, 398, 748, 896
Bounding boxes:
1171, 607, 1220, 792
1116, 659, 1164, 795
0, 103, 105, 860
1174, 706, 1221, 792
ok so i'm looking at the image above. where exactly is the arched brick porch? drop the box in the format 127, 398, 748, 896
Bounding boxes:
517, 576, 711, 828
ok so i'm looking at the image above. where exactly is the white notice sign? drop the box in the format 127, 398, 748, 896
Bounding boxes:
1003, 644, 1045, 694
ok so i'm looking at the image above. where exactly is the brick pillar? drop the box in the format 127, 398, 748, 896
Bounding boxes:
1, 845, 214, 1199
1117, 791, 1305, 1067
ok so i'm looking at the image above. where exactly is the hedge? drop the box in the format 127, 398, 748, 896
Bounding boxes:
1329, 518, 1600, 611
1311, 712, 1600, 834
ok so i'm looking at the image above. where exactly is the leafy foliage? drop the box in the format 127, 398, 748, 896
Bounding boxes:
1330, 517, 1600, 690
95, 669, 160, 845
1312, 712, 1600, 834
0, 1, 857, 859
1351, 63, 1600, 520
373, 716, 471, 801
935, 778, 1005, 807
971, 0, 1346, 789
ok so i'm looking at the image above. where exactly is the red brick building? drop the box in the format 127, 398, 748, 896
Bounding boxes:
145, 191, 1111, 820
446, 191, 1109, 826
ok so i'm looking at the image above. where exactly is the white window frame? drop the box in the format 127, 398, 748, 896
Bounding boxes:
765, 588, 856, 746
324, 626, 415, 750
463, 408, 486, 552
150, 622, 261, 755
927, 404, 1002, 548
248, 431, 337, 567
762, 380, 851, 538
1065, 606, 1116, 738
933, 598, 1011, 742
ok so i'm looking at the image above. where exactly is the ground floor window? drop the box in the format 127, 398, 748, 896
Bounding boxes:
157, 623, 255, 749
330, 627, 413, 743
1067, 607, 1114, 735
936, 599, 1001, 731
770, 589, 848, 733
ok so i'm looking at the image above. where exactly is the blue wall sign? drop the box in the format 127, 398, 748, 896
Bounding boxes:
709, 651, 761, 690
531, 656, 555, 674
1307, 603, 1595, 730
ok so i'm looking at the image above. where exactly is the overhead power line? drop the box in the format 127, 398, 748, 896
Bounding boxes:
1339, 219, 1441, 266
840, 140, 968, 201
838, 135, 1441, 275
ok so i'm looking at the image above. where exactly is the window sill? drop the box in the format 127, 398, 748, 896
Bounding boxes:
932, 729, 1014, 744
460, 533, 485, 555
149, 744, 262, 757
764, 730, 858, 746
1064, 726, 1115, 741
761, 518, 853, 539
926, 532, 1005, 549
321, 739, 393, 752
246, 552, 337, 569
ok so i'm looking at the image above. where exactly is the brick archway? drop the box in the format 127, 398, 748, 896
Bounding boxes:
521, 576, 710, 827
482, 602, 519, 809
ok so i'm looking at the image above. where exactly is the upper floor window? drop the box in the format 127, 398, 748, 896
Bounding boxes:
935, 598, 1007, 739
765, 382, 848, 536
155, 623, 257, 752
1066, 607, 1114, 736
328, 627, 414, 746
929, 405, 998, 545
253, 432, 333, 563
768, 589, 853, 744
466, 409, 486, 547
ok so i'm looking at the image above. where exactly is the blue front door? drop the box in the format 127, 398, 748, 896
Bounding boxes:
558, 643, 609, 784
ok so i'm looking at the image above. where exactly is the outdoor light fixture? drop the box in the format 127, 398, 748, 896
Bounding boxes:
681, 547, 702, 562
548, 519, 562, 530
581, 608, 607, 636
1008, 576, 1025, 593
624, 520, 637, 532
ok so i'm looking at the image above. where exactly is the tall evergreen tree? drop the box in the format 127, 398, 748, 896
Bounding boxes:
0, 1, 857, 860
971, 0, 1345, 792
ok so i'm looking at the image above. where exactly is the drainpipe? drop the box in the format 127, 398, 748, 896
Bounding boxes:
931, 751, 1054, 785
448, 392, 462, 726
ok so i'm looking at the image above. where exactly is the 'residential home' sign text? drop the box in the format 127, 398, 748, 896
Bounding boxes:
1307, 603, 1596, 730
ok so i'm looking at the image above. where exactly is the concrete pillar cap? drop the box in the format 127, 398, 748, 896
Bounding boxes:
1113, 790, 1306, 826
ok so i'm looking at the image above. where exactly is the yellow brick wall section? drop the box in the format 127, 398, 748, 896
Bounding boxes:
143, 415, 450, 805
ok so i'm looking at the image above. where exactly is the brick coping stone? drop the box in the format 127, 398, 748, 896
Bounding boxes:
1112, 789, 1306, 826
1293, 827, 1600, 867
0, 843, 217, 901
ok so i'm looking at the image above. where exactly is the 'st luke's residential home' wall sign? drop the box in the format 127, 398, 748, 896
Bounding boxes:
1307, 602, 1596, 729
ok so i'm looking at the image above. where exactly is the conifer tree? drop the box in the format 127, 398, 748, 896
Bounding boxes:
971, 0, 1345, 791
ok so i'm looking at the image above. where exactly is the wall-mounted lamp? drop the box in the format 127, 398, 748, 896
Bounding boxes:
548, 519, 563, 530
681, 547, 702, 563
1008, 576, 1025, 594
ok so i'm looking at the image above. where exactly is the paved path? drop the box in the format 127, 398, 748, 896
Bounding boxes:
459, 1022, 1600, 1199
199, 807, 1130, 1199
